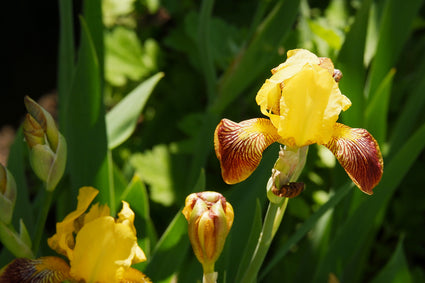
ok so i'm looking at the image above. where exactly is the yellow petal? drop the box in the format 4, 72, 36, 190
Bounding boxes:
214, 118, 282, 184
272, 64, 351, 147
256, 78, 281, 116
84, 202, 110, 225
120, 268, 152, 283
324, 123, 384, 194
70, 203, 146, 283
117, 202, 147, 263
272, 49, 320, 74
48, 186, 99, 258
198, 212, 216, 260
257, 49, 321, 117
0, 256, 71, 283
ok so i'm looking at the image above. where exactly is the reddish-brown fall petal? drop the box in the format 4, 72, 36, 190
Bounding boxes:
214, 118, 281, 184
324, 123, 384, 194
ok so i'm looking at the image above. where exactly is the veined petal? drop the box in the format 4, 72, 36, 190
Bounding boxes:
0, 257, 71, 283
214, 118, 282, 184
324, 123, 383, 194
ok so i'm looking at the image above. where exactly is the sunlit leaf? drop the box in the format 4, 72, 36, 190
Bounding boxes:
105, 27, 159, 86
130, 144, 176, 206
106, 72, 164, 149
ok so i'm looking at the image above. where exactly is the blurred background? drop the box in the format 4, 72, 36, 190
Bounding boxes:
2, 0, 425, 282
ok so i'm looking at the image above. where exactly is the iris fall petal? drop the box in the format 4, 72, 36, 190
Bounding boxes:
324, 123, 384, 194
0, 257, 71, 283
214, 118, 282, 184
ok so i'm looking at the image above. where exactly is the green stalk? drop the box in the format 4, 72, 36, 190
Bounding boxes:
240, 198, 287, 283
240, 146, 308, 282
32, 190, 54, 255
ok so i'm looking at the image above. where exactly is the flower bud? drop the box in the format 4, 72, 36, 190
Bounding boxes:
267, 146, 308, 203
23, 96, 67, 191
0, 164, 17, 224
182, 191, 234, 273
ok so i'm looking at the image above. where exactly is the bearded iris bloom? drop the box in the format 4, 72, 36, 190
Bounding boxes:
0, 187, 151, 283
214, 49, 383, 195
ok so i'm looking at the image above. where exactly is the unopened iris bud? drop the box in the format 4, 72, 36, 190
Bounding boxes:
182, 191, 234, 275
23, 96, 67, 191
267, 146, 308, 203
0, 164, 17, 224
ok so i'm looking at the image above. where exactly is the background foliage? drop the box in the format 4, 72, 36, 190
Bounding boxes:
2, 0, 425, 282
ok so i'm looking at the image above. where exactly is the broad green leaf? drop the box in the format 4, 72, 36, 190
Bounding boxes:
337, 0, 372, 126
102, 0, 136, 27
192, 168, 206, 193
106, 72, 164, 149
365, 69, 395, 145
312, 121, 425, 282
130, 144, 175, 206
366, 0, 422, 99
370, 238, 412, 283
213, 0, 300, 114
57, 0, 75, 131
65, 18, 111, 207
308, 20, 342, 51
390, 50, 425, 152
197, 0, 216, 103
83, 0, 104, 77
105, 27, 159, 86
233, 199, 263, 282
144, 211, 189, 282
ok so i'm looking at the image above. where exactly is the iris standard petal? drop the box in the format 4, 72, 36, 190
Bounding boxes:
214, 118, 282, 184
256, 49, 321, 117
273, 64, 351, 147
324, 123, 384, 194
48, 186, 99, 258
70, 218, 138, 282
83, 202, 110, 225
70, 202, 145, 283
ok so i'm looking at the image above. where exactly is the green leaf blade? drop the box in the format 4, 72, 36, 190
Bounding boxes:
106, 72, 164, 149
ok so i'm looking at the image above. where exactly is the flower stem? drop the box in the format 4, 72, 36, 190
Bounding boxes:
240, 197, 288, 283
240, 146, 308, 282
32, 189, 54, 255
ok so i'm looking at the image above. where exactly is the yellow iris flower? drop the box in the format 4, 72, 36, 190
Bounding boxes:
214, 49, 383, 194
0, 187, 150, 283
